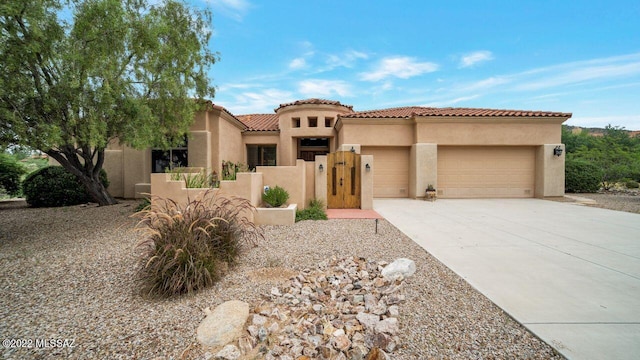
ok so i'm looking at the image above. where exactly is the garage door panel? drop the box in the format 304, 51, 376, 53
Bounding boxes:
361, 147, 409, 198
438, 146, 535, 198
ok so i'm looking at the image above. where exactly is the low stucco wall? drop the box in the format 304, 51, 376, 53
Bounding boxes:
257, 159, 306, 210
254, 204, 297, 225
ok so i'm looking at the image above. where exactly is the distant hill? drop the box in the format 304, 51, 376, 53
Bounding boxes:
565, 125, 640, 138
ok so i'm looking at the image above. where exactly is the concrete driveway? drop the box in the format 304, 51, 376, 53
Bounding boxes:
374, 198, 640, 360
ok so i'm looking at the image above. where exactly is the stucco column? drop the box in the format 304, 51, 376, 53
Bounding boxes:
188, 130, 211, 170
315, 155, 328, 208
535, 144, 565, 197
409, 143, 438, 198
361, 155, 374, 210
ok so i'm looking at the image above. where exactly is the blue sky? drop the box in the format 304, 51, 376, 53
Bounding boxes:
191, 0, 640, 130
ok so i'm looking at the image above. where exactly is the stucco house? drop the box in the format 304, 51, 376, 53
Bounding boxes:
103, 98, 571, 208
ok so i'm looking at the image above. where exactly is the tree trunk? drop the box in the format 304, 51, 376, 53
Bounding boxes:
45, 148, 118, 206
78, 171, 118, 206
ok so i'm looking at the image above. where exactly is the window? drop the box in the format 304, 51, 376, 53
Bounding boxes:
151, 137, 188, 173
325, 117, 334, 127
247, 145, 277, 170
308, 117, 318, 127
292, 117, 300, 128
298, 137, 329, 161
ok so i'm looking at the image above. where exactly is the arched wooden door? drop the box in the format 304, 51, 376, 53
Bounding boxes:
327, 151, 361, 209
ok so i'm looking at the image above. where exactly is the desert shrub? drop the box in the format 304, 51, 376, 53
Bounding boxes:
22, 166, 108, 207
221, 160, 249, 180
134, 190, 263, 297
296, 198, 328, 222
625, 180, 639, 189
167, 168, 219, 188
134, 197, 151, 212
565, 158, 602, 193
262, 185, 289, 207
0, 153, 25, 196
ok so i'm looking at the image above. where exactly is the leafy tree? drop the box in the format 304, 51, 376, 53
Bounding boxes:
563, 124, 640, 190
0, 0, 216, 205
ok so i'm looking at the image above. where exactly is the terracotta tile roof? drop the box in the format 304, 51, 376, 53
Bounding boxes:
343, 106, 572, 118
198, 100, 245, 125
341, 106, 431, 118
237, 113, 279, 131
276, 98, 354, 112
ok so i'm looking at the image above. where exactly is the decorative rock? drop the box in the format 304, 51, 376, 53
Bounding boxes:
270, 287, 282, 296
238, 336, 253, 355
197, 300, 249, 348
381, 258, 416, 280
257, 326, 268, 342
253, 314, 267, 326
375, 318, 398, 335
268, 321, 280, 335
365, 347, 389, 360
387, 305, 399, 317
356, 312, 380, 330
214, 344, 241, 360
331, 333, 352, 352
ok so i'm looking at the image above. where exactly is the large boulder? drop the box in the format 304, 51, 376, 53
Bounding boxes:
197, 300, 250, 348
381, 258, 416, 280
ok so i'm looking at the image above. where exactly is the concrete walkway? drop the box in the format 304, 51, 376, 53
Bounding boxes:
374, 198, 640, 360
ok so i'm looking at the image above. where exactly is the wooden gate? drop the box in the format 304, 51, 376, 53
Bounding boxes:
327, 151, 361, 209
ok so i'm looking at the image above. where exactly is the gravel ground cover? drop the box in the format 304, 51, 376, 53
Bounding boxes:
0, 200, 563, 359
576, 191, 640, 214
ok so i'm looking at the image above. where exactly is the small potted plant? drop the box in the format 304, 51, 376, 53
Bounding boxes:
425, 184, 437, 201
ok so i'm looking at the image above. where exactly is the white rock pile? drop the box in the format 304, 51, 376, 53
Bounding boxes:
200, 257, 415, 360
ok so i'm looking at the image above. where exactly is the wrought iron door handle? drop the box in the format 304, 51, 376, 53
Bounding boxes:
340, 178, 343, 186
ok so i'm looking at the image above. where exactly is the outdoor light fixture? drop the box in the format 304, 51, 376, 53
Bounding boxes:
553, 146, 563, 157
365, 163, 371, 172
350, 146, 355, 153
319, 164, 324, 172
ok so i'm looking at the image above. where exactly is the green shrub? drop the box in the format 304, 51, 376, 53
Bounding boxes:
22, 166, 109, 207
221, 160, 249, 180
134, 190, 263, 297
262, 185, 289, 207
565, 158, 602, 193
625, 180, 639, 189
134, 197, 151, 212
296, 198, 328, 222
0, 153, 25, 196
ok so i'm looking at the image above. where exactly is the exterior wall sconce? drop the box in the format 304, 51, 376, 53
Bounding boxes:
350, 146, 355, 153
553, 146, 563, 157
319, 164, 324, 172
365, 163, 371, 172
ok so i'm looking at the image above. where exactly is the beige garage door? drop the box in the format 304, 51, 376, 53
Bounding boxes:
361, 146, 409, 198
438, 146, 535, 198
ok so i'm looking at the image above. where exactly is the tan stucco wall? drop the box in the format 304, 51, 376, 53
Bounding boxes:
535, 144, 566, 197
361, 155, 374, 210
409, 143, 437, 198
339, 121, 414, 147
304, 161, 316, 207
189, 131, 211, 169
314, 156, 328, 208
258, 159, 306, 209
255, 204, 296, 225
103, 149, 124, 198
219, 172, 263, 206
415, 119, 562, 145
123, 147, 150, 199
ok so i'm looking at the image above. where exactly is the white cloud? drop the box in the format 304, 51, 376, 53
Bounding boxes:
298, 79, 352, 97
289, 58, 307, 70
360, 56, 439, 81
206, 0, 251, 21
220, 88, 294, 114
422, 95, 480, 107
324, 50, 369, 70
566, 115, 640, 130
459, 51, 494, 68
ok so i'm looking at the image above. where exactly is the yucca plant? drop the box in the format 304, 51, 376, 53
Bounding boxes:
134, 190, 262, 297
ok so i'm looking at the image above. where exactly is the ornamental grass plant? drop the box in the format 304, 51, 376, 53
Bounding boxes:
134, 190, 262, 297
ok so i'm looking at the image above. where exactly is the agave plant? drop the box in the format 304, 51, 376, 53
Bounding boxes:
133, 190, 262, 297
